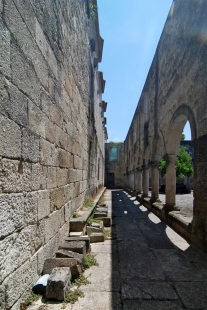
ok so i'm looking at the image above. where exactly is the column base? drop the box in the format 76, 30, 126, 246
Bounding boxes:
150, 197, 160, 204
164, 204, 180, 212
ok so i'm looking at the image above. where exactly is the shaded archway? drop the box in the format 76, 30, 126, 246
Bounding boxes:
165, 104, 196, 209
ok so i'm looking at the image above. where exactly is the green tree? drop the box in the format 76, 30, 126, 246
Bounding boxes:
158, 146, 193, 178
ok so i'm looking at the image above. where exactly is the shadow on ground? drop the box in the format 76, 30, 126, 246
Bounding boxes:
111, 189, 207, 310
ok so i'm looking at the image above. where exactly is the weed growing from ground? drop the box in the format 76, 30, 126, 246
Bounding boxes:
20, 291, 41, 310
64, 288, 84, 304
103, 229, 110, 240
98, 195, 105, 205
86, 215, 101, 226
75, 274, 90, 286
81, 197, 94, 210
73, 212, 81, 218
83, 197, 94, 208
83, 253, 98, 270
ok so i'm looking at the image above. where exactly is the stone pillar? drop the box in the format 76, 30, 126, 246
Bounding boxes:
191, 135, 207, 251
132, 171, 135, 190
165, 154, 177, 209
151, 161, 160, 201
142, 163, 149, 197
134, 169, 138, 191
137, 166, 142, 194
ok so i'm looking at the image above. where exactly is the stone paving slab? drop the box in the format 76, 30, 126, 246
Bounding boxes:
121, 281, 178, 300
152, 248, 205, 281
174, 281, 207, 309
123, 300, 184, 310
134, 219, 175, 249
71, 292, 122, 310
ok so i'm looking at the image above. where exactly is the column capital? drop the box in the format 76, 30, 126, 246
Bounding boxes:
163, 154, 177, 164
142, 164, 149, 170
136, 165, 142, 171
150, 160, 160, 168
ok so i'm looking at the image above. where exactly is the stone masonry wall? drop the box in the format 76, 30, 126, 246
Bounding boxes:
0, 0, 105, 309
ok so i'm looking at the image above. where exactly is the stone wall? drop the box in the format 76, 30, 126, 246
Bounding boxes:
124, 0, 207, 251
105, 143, 125, 188
0, 0, 106, 308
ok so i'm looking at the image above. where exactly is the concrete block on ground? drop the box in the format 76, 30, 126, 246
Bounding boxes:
96, 207, 108, 213
45, 267, 71, 301
59, 240, 86, 256
87, 226, 103, 236
91, 220, 104, 229
65, 236, 90, 252
56, 250, 84, 264
89, 233, 104, 243
69, 231, 83, 237
97, 217, 112, 227
43, 258, 81, 279
70, 218, 85, 232
94, 212, 107, 219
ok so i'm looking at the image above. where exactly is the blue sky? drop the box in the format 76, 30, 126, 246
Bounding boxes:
98, 0, 191, 141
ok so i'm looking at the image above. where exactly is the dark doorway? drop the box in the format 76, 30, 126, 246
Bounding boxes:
107, 173, 115, 188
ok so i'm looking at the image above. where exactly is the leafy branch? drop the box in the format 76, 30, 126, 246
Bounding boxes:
89, 3, 98, 21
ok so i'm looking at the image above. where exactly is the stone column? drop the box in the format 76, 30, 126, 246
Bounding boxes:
132, 171, 135, 190
151, 161, 160, 201
191, 136, 207, 251
137, 166, 142, 194
134, 169, 138, 191
142, 163, 149, 197
165, 154, 177, 209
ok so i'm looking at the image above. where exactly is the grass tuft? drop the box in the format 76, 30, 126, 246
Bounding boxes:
103, 229, 110, 240
75, 274, 90, 286
73, 212, 81, 218
20, 291, 41, 310
83, 197, 94, 208
83, 253, 98, 270
98, 195, 105, 205
64, 288, 84, 304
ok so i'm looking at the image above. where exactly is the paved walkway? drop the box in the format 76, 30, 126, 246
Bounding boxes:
28, 189, 207, 310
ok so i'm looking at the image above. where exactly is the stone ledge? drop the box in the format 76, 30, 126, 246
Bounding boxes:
139, 198, 192, 241
168, 211, 192, 229
70, 187, 106, 232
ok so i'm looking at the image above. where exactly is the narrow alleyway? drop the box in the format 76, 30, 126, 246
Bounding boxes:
28, 189, 207, 310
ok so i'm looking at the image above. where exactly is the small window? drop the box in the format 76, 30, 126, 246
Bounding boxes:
109, 146, 118, 162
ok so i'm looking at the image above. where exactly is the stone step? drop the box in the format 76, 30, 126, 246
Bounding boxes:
56, 249, 84, 264
96, 207, 108, 213
70, 210, 94, 232
89, 232, 104, 243
43, 258, 82, 279
46, 267, 71, 301
87, 226, 103, 236
97, 217, 111, 227
91, 220, 104, 229
59, 240, 86, 256
64, 236, 90, 253
94, 211, 107, 218
69, 231, 83, 237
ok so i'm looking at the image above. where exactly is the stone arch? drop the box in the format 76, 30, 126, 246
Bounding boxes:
166, 104, 197, 155
152, 130, 166, 161
164, 104, 196, 209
